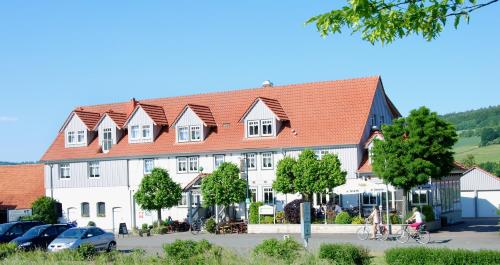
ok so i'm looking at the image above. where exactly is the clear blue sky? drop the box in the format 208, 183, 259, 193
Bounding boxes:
0, 1, 499, 162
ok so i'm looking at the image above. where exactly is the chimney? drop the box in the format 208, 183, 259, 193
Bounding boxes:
128, 98, 138, 114
262, 80, 273, 87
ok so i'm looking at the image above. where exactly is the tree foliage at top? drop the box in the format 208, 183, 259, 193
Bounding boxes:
372, 106, 458, 192
307, 0, 499, 44
31, 196, 59, 224
134, 168, 182, 221
201, 162, 246, 207
273, 149, 347, 201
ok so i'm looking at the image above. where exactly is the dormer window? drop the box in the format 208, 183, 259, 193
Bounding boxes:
171, 104, 216, 143
123, 103, 168, 144
67, 132, 75, 144
178, 126, 189, 142
131, 125, 139, 139
61, 109, 100, 148
142, 125, 151, 139
247, 120, 274, 137
248, 121, 259, 137
240, 97, 288, 139
261, 120, 273, 136
102, 128, 112, 152
190, 126, 201, 141
77, 130, 85, 143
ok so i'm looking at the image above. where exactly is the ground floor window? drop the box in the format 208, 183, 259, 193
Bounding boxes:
97, 202, 106, 217
411, 189, 428, 205
249, 187, 257, 203
362, 193, 377, 205
316, 193, 327, 206
81, 202, 89, 217
263, 187, 274, 204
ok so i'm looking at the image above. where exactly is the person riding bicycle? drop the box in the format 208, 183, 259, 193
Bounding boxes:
406, 207, 424, 234
366, 206, 380, 239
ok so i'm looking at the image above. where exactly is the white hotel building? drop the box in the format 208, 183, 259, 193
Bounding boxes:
42, 76, 457, 232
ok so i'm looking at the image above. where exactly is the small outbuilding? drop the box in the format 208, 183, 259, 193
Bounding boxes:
461, 167, 500, 218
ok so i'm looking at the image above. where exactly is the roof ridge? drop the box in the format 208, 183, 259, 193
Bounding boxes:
75, 76, 381, 110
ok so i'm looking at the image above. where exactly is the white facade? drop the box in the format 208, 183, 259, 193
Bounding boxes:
461, 167, 500, 218
63, 114, 92, 148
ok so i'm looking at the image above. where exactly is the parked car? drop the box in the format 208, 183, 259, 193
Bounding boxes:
48, 227, 116, 252
11, 224, 72, 250
0, 221, 44, 243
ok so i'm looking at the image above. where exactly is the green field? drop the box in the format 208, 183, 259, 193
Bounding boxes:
454, 136, 500, 163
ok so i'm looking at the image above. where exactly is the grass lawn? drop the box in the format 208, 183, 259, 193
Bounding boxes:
453, 136, 500, 163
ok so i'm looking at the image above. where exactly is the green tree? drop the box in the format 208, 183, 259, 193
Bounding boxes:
273, 149, 347, 201
480, 127, 500, 146
31, 196, 59, 224
201, 162, 246, 214
372, 106, 457, 217
134, 168, 182, 222
462, 154, 476, 168
307, 0, 498, 44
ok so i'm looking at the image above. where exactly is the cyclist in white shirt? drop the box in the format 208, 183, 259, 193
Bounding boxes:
406, 207, 424, 232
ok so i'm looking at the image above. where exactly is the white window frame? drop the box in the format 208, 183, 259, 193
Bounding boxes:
214, 154, 225, 168
371, 114, 377, 127
67, 131, 75, 144
247, 120, 260, 137
250, 187, 258, 203
96, 202, 106, 217
88, 161, 100, 178
177, 126, 189, 142
144, 159, 154, 174
263, 187, 274, 205
81, 202, 90, 217
189, 156, 199, 172
247, 153, 257, 170
142, 125, 152, 139
177, 157, 188, 173
130, 125, 140, 139
77, 130, 85, 143
60, 164, 70, 179
261, 119, 273, 136
190, 125, 202, 141
102, 128, 113, 152
261, 152, 273, 169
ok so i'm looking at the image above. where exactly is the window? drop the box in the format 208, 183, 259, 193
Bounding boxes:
102, 128, 112, 152
60, 164, 70, 179
316, 193, 327, 205
81, 202, 90, 217
130, 125, 139, 139
362, 193, 377, 205
263, 187, 274, 204
370, 114, 377, 127
88, 162, 100, 178
144, 159, 154, 174
261, 120, 273, 136
67, 131, 75, 144
247, 153, 257, 170
411, 189, 428, 205
178, 126, 189, 142
261, 153, 273, 169
248, 120, 259, 137
315, 150, 329, 159
189, 157, 199, 172
250, 187, 257, 202
142, 125, 151, 139
177, 157, 188, 173
77, 130, 85, 143
190, 126, 201, 141
214, 155, 224, 168
96, 202, 106, 217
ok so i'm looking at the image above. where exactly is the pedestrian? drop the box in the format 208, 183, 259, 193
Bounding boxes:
367, 206, 380, 239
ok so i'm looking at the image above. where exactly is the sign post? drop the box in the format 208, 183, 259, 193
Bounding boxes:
300, 202, 311, 248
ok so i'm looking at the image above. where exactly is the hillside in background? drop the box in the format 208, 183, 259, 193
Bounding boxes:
441, 105, 500, 175
0, 161, 37, 165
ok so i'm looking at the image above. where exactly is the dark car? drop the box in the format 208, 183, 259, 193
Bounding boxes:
0, 221, 44, 243
11, 224, 72, 250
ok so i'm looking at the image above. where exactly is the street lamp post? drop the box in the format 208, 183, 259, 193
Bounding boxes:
242, 154, 250, 221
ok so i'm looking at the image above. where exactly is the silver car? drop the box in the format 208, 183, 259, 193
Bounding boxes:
48, 227, 116, 252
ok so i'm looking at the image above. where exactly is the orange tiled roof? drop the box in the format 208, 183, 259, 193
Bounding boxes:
364, 130, 384, 148
0, 164, 44, 210
172, 104, 217, 127
41, 76, 395, 162
125, 103, 168, 126
357, 153, 372, 174
94, 111, 128, 130
72, 110, 101, 130
239, 97, 289, 122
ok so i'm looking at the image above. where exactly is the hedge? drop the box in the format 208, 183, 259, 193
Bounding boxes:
249, 202, 264, 224
319, 243, 371, 265
0, 243, 17, 260
335, 211, 352, 224
253, 238, 303, 264
385, 247, 500, 265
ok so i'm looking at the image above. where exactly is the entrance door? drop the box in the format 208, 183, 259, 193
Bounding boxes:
67, 207, 77, 222
112, 207, 123, 234
103, 128, 112, 152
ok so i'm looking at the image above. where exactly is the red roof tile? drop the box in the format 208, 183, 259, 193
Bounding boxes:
72, 110, 101, 130
172, 104, 217, 127
41, 76, 395, 162
357, 153, 372, 174
239, 97, 289, 122
94, 111, 128, 130
0, 164, 44, 210
124, 103, 168, 126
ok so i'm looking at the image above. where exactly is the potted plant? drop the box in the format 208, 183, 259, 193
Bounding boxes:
138, 223, 151, 237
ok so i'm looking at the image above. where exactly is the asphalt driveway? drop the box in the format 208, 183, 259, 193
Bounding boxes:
117, 218, 500, 255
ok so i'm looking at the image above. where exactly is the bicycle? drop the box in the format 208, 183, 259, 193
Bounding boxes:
190, 217, 205, 235
357, 219, 389, 241
396, 222, 430, 244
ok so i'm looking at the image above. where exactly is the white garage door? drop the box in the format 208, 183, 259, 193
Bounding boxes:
461, 192, 475, 218
478, 191, 500, 218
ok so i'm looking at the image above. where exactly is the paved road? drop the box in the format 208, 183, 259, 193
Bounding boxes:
117, 218, 500, 255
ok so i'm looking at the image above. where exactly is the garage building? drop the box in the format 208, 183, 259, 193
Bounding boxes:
461, 167, 500, 218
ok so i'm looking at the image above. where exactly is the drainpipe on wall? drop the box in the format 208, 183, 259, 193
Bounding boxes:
49, 164, 54, 199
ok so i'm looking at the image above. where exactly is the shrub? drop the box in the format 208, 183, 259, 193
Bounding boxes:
319, 243, 371, 265
0, 243, 17, 260
249, 202, 264, 224
163, 239, 217, 262
87, 221, 96, 227
152, 226, 169, 234
385, 247, 500, 265
335, 211, 352, 224
351, 215, 365, 224
205, 218, 216, 234
76, 243, 97, 261
284, 199, 313, 224
141, 223, 149, 230
382, 213, 402, 224
253, 238, 303, 264
421, 205, 435, 222
31, 196, 59, 224
260, 216, 275, 224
